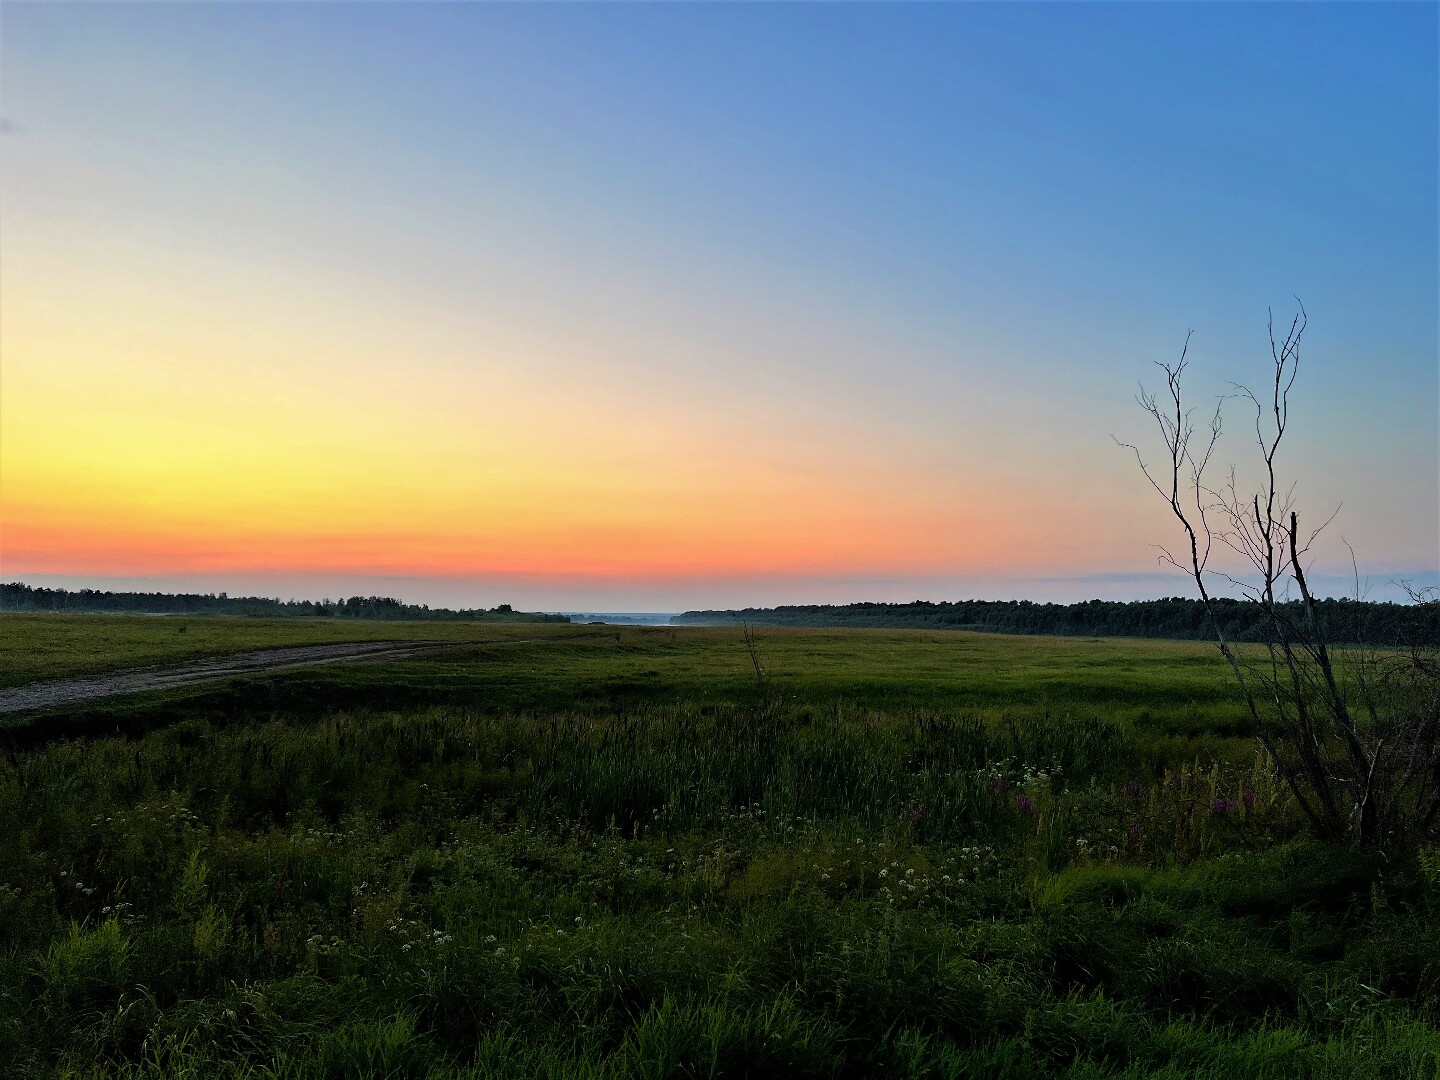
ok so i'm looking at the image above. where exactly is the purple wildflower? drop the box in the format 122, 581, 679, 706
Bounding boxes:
1212, 797, 1230, 816
1242, 787, 1255, 810
1015, 793, 1035, 816
1124, 780, 1145, 799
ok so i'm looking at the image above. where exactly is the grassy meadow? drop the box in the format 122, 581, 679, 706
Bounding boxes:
0, 614, 585, 690
2, 615, 1438, 1077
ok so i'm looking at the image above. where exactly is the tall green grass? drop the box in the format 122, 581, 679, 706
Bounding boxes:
4, 697, 1438, 1077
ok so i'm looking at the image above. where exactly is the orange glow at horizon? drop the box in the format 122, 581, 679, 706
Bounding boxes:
3, 469, 1069, 582
2, 420, 1096, 586
0, 363, 1125, 587
0, 231, 1117, 588
0, 144, 1150, 593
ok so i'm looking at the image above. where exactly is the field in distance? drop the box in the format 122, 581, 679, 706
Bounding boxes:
0, 613, 582, 690
0, 613, 1252, 737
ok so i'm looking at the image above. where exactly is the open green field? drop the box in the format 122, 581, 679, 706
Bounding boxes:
3, 616, 1438, 1077
2, 614, 1254, 739
0, 613, 582, 690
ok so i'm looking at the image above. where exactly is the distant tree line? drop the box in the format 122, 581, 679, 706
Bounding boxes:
0, 583, 569, 623
672, 597, 1439, 647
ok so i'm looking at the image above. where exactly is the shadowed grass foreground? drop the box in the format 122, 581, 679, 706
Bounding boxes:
2, 619, 1437, 1076
4, 693, 1440, 1077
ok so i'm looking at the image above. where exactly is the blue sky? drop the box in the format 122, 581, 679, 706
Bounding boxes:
3, 2, 1436, 609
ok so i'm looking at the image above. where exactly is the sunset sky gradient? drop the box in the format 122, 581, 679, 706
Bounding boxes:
2, 3, 1436, 610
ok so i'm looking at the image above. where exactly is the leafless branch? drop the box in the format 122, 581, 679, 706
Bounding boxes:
1120, 303, 1438, 849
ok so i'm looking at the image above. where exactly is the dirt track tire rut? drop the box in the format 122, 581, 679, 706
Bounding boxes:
0, 639, 478, 714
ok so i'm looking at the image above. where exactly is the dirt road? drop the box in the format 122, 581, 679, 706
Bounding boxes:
0, 639, 475, 714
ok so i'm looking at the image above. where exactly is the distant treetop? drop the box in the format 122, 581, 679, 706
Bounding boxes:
672, 597, 1437, 647
0, 583, 569, 623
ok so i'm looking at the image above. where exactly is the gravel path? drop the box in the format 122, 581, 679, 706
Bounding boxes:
0, 640, 475, 714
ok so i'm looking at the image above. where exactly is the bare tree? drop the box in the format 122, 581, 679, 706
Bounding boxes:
1119, 305, 1439, 849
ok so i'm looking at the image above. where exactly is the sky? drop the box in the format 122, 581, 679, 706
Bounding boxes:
1, 2, 1436, 612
